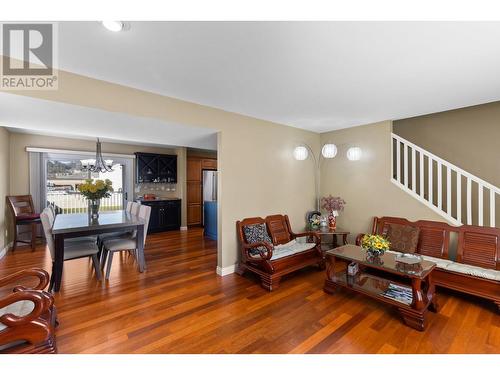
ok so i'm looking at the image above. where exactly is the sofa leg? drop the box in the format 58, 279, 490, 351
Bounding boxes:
261, 275, 280, 291
494, 301, 500, 314
235, 263, 247, 276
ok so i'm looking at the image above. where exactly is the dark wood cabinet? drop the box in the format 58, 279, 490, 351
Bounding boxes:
135, 152, 177, 183
140, 199, 181, 233
187, 156, 217, 226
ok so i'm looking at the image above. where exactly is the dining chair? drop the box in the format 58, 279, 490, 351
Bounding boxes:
97, 201, 137, 251
40, 209, 102, 290
101, 205, 151, 280
7, 195, 41, 251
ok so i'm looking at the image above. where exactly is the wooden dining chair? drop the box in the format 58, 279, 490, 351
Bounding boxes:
40, 209, 102, 291
7, 195, 41, 251
101, 205, 151, 280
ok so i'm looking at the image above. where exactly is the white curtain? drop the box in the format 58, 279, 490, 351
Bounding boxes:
28, 151, 45, 213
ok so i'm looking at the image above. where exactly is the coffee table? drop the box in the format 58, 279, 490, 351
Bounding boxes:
323, 245, 438, 331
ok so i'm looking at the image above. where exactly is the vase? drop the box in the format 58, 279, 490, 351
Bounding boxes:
328, 211, 337, 230
365, 247, 385, 257
89, 199, 100, 219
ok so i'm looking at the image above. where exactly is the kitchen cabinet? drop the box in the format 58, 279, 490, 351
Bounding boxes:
139, 199, 181, 233
187, 156, 217, 226
136, 152, 177, 183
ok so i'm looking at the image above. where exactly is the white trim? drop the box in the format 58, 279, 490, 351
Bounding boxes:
26, 147, 135, 159
180, 226, 188, 231
391, 178, 461, 226
0, 242, 13, 260
216, 264, 237, 276
391, 133, 500, 194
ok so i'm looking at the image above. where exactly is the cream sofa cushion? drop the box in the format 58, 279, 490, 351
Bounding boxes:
272, 240, 316, 260
446, 262, 500, 281
420, 255, 455, 269
0, 300, 35, 331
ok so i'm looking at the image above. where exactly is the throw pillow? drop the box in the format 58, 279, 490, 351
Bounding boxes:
243, 223, 273, 256
386, 223, 420, 253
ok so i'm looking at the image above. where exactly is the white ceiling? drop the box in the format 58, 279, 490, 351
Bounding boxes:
0, 93, 218, 149
52, 21, 500, 133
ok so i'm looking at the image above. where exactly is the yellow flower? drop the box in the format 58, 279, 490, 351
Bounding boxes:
89, 185, 97, 193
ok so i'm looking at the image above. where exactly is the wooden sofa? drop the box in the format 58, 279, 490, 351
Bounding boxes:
0, 268, 58, 353
237, 214, 324, 291
356, 216, 500, 312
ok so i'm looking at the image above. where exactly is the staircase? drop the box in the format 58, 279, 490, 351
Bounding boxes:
391, 133, 499, 227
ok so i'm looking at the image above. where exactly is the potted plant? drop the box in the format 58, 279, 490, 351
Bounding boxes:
77, 179, 113, 219
361, 234, 390, 257
320, 195, 346, 230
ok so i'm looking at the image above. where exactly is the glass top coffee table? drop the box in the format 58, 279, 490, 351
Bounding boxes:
323, 245, 439, 331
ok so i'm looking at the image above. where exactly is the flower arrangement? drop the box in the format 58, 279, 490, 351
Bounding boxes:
321, 195, 346, 213
361, 234, 390, 257
77, 179, 113, 200
321, 195, 346, 229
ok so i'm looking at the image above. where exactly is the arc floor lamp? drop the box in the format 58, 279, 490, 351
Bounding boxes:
293, 143, 338, 211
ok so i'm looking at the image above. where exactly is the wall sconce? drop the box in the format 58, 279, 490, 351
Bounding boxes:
346, 147, 362, 161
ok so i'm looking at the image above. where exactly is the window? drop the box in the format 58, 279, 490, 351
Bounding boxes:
44, 154, 127, 214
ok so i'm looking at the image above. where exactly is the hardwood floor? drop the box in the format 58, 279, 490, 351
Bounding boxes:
1, 228, 499, 354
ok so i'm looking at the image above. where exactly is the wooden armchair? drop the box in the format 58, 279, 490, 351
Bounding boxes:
7, 195, 41, 251
236, 214, 323, 291
0, 268, 57, 353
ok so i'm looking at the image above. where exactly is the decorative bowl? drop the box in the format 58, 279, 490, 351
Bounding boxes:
395, 253, 423, 265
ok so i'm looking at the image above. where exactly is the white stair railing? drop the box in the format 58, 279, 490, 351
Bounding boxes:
391, 133, 499, 227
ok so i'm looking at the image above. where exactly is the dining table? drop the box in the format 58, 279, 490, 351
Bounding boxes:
51, 210, 145, 292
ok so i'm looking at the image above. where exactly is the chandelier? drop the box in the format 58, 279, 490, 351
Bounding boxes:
81, 138, 114, 173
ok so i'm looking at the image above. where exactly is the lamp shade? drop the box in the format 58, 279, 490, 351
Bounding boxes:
293, 146, 309, 160
321, 143, 337, 159
347, 147, 362, 161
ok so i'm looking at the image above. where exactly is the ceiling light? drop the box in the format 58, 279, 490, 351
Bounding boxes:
102, 21, 124, 32
347, 147, 362, 161
321, 144, 337, 159
293, 146, 309, 161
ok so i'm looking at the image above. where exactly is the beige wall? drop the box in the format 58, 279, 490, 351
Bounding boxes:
320, 121, 445, 243
7, 132, 189, 229
0, 128, 10, 253
394, 101, 500, 187
394, 101, 500, 227
9, 69, 319, 270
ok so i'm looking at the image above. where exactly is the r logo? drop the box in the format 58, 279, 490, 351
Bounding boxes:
2, 23, 53, 76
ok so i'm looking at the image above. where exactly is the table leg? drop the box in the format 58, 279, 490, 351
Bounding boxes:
52, 234, 64, 292
342, 233, 348, 245
332, 234, 338, 248
427, 273, 439, 312
136, 224, 145, 272
323, 254, 337, 294
399, 278, 427, 331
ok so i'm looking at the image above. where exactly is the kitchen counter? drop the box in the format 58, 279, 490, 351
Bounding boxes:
136, 198, 181, 202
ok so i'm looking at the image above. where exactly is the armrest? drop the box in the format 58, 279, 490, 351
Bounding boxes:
242, 242, 273, 261
291, 231, 321, 245
355, 233, 366, 246
0, 290, 52, 328
0, 268, 50, 291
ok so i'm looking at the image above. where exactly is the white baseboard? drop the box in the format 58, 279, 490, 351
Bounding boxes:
216, 264, 237, 276
180, 226, 188, 231
0, 242, 13, 260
